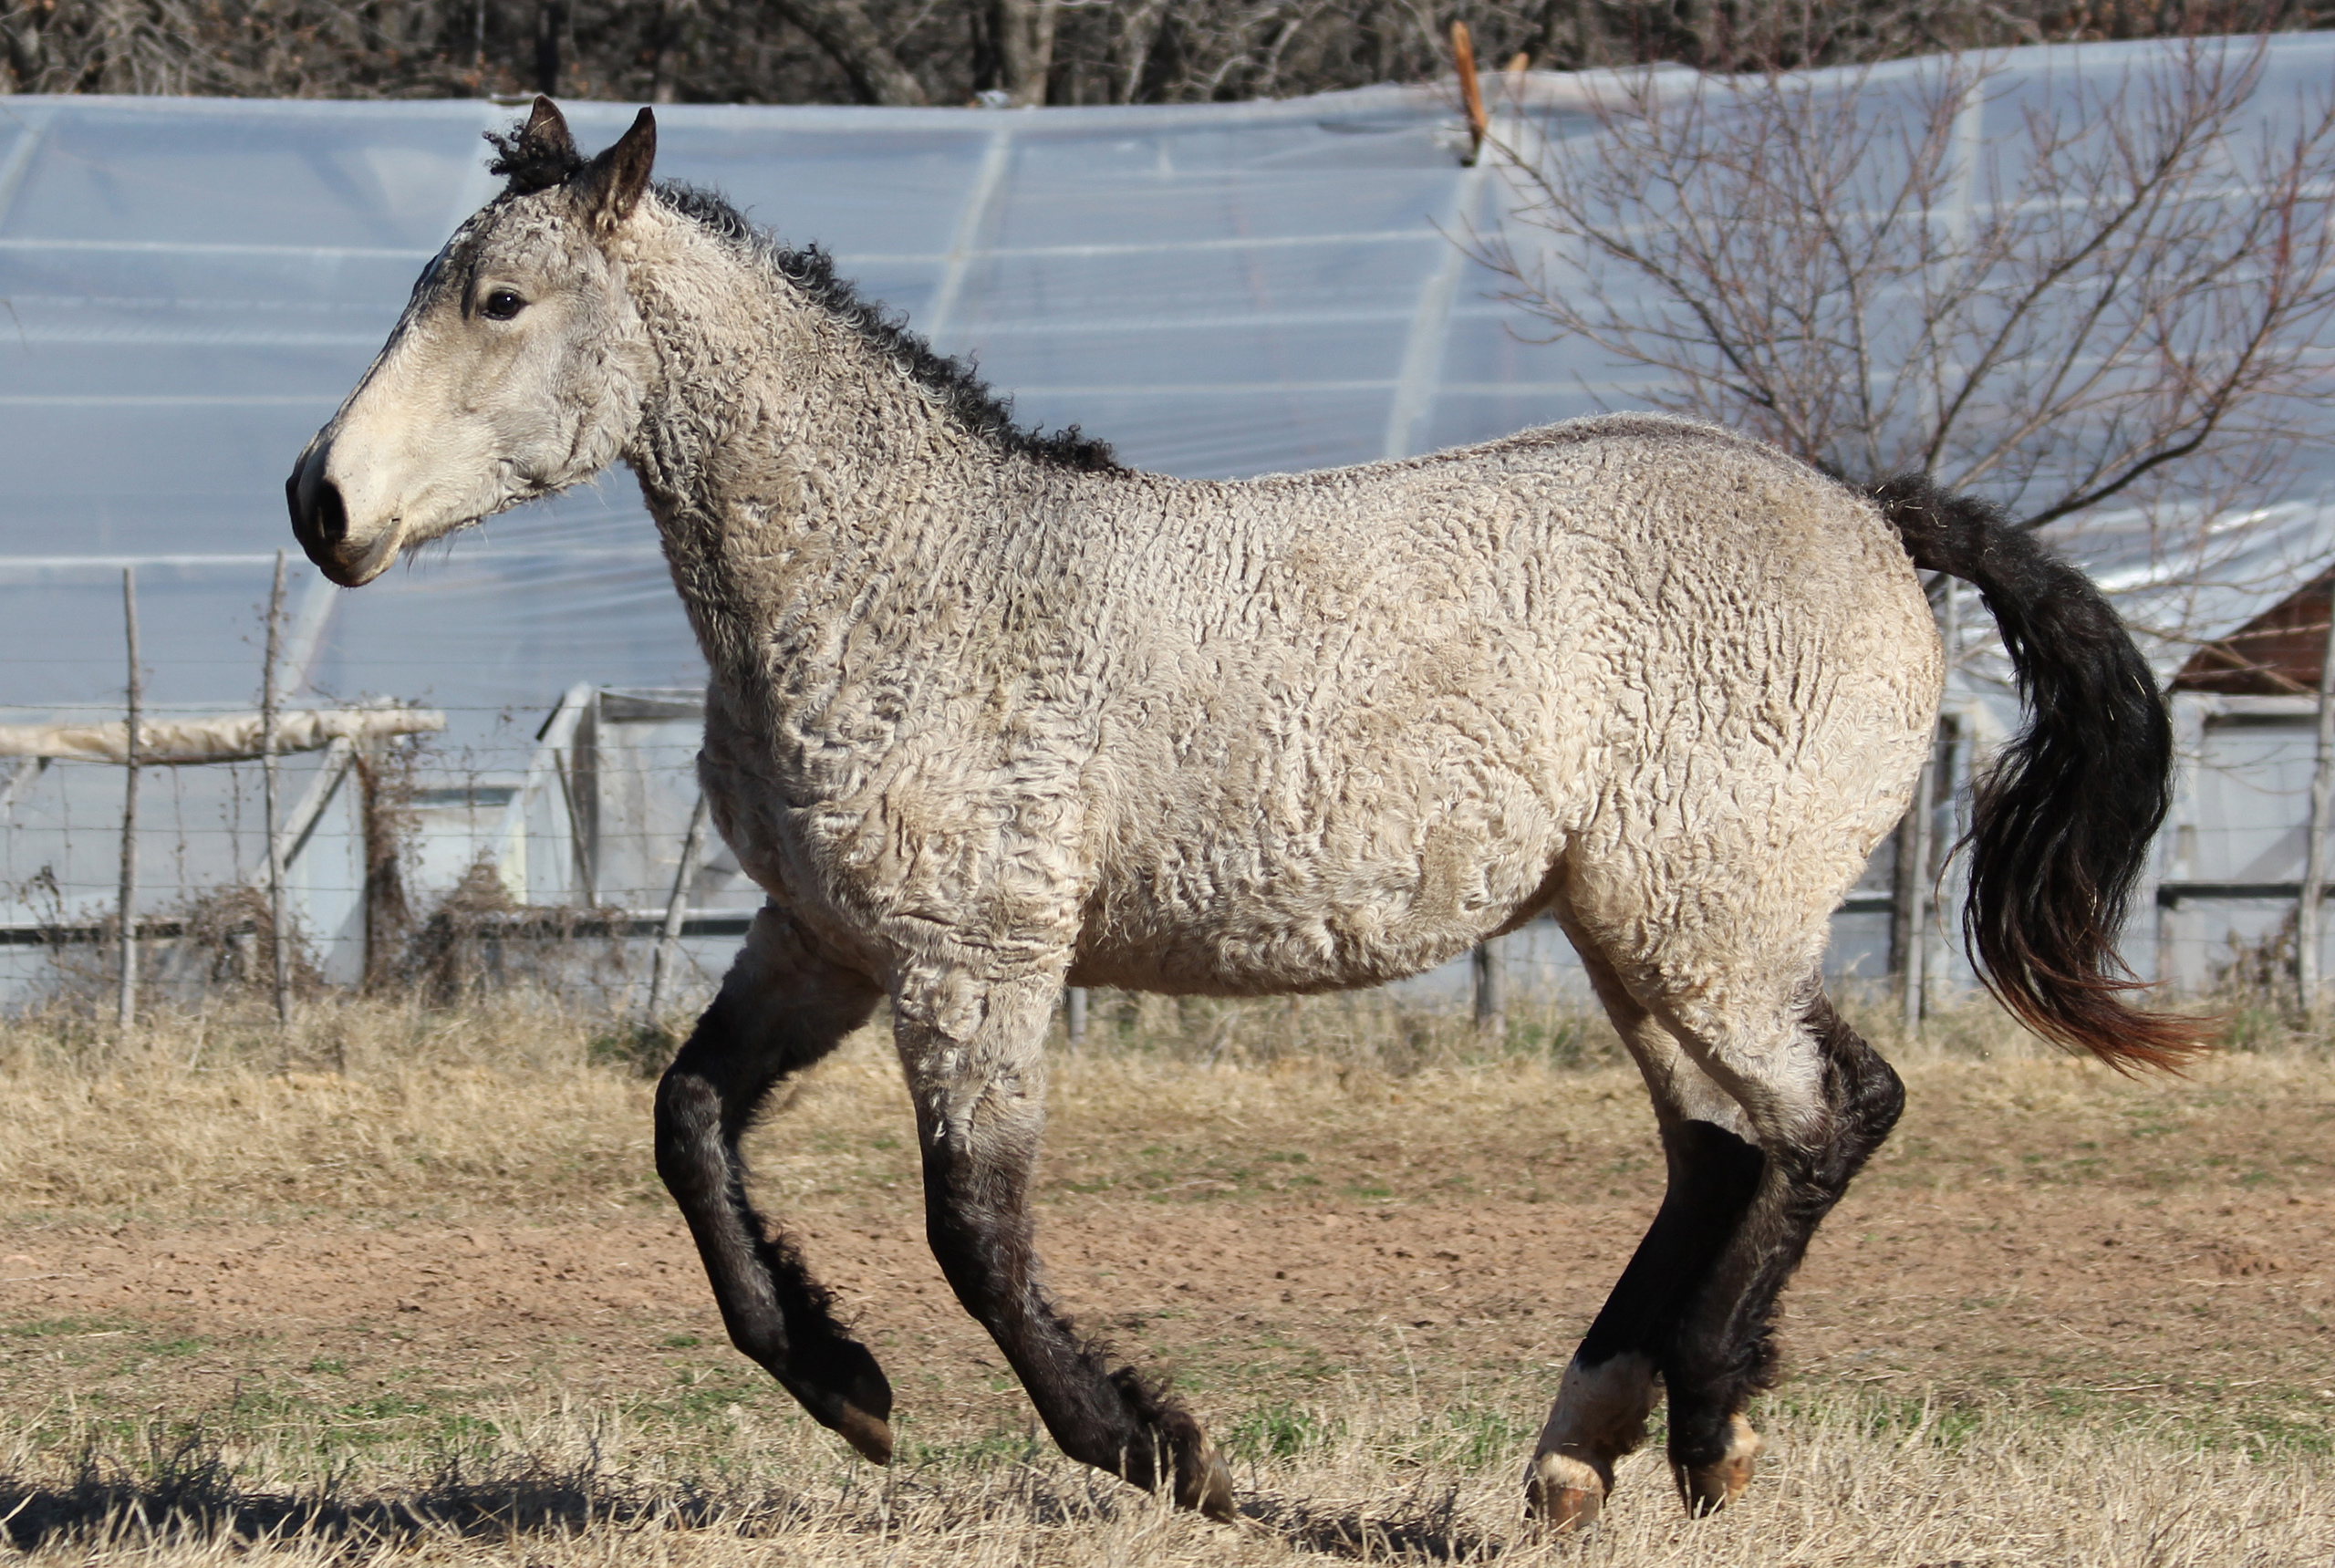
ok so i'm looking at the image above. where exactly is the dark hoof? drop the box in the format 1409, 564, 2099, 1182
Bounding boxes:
827, 1399, 895, 1465
1160, 1411, 1238, 1521
782, 1339, 895, 1464
1672, 1413, 1759, 1516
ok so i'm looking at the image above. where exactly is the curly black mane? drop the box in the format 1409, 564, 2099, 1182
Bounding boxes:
483, 130, 1117, 472
661, 183, 1116, 472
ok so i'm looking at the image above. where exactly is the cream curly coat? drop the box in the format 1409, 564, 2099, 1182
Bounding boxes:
291, 103, 2184, 1528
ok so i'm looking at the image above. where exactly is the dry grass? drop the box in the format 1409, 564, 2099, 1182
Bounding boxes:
1, 989, 2329, 1563
0, 1381, 2327, 1565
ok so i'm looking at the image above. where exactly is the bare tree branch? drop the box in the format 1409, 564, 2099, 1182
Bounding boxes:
1478, 37, 2335, 554
770, 0, 929, 104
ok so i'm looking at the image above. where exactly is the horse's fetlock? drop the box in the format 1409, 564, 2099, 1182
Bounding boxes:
729, 1319, 792, 1372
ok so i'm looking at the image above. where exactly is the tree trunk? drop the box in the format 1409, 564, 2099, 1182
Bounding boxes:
534, 0, 565, 95
773, 0, 929, 106
999, 0, 1057, 106
650, 0, 697, 103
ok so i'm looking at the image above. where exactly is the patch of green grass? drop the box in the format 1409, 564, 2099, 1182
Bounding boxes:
1225, 1403, 1334, 1461
1428, 1406, 1530, 1469
5, 1314, 137, 1339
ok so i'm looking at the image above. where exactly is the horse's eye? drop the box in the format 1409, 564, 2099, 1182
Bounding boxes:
480, 289, 525, 321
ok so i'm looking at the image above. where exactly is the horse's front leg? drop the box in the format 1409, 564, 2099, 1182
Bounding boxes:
654, 907, 895, 1460
893, 961, 1236, 1519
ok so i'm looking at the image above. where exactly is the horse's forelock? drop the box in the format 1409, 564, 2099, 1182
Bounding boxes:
484, 124, 586, 197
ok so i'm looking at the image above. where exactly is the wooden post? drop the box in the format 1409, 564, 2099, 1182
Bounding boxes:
1451, 21, 1487, 164
1902, 746, 1935, 1039
262, 550, 292, 1027
117, 567, 141, 1033
2297, 587, 2335, 1022
647, 792, 710, 1023
1471, 939, 1504, 1037
1064, 986, 1088, 1048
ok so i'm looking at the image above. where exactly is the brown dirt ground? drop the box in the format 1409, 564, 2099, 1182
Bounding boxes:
5, 1051, 2330, 1449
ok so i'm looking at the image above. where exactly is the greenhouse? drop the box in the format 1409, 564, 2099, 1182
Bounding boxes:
5, 36, 2334, 1010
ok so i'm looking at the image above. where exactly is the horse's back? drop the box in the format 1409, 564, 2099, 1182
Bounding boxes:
1074, 415, 1939, 997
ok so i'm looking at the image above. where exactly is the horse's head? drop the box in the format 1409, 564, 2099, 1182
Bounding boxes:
287, 99, 659, 587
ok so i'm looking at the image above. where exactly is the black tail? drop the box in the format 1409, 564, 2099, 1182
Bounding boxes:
1873, 474, 2208, 1071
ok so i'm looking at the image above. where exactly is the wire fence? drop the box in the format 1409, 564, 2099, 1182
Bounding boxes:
7, 660, 2331, 1036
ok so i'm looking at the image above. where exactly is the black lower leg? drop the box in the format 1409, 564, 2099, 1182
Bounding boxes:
922, 1143, 1232, 1516
1575, 1119, 1767, 1371
1662, 994, 1904, 1475
656, 976, 891, 1458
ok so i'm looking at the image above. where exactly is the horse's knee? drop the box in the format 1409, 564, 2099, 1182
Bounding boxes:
652, 1064, 723, 1199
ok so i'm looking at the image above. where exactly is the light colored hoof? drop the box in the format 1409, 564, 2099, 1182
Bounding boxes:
1674, 1412, 1759, 1516
1525, 1450, 1611, 1532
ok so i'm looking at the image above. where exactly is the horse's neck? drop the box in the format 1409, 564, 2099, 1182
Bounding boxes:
623, 234, 1024, 705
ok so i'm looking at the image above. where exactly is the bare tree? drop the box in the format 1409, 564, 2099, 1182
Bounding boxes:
769, 0, 929, 104
6, 1, 2326, 109
1479, 39, 2335, 534
1476, 37, 2335, 1016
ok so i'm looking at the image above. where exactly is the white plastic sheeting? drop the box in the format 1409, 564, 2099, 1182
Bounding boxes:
5, 37, 2335, 1002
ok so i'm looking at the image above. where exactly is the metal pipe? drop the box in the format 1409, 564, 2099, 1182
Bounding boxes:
648, 792, 711, 1023
263, 550, 291, 1026
117, 567, 140, 1033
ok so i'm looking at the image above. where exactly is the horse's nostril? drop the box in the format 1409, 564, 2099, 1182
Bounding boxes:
312, 478, 348, 546
288, 462, 349, 557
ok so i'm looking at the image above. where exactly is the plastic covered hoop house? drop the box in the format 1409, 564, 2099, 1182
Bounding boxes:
4, 37, 2335, 998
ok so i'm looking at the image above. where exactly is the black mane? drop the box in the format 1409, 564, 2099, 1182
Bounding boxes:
658, 182, 1117, 472
481, 135, 1116, 472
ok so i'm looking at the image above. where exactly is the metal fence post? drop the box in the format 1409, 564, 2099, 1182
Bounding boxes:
117, 567, 141, 1033
647, 792, 711, 1023
262, 550, 292, 1026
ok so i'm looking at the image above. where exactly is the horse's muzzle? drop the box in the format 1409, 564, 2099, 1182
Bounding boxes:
286, 449, 389, 587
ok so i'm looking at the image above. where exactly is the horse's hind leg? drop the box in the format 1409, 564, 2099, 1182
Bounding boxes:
893, 961, 1236, 1520
1655, 982, 1902, 1513
655, 907, 893, 1460
1525, 938, 1767, 1530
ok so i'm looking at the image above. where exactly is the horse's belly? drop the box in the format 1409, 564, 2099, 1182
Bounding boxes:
1073, 812, 1568, 995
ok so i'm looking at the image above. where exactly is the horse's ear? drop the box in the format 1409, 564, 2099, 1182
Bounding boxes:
578, 109, 657, 238
520, 97, 576, 164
